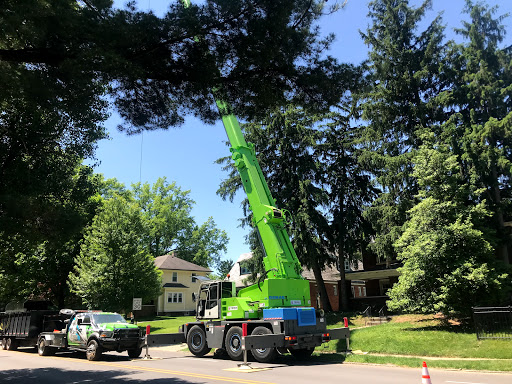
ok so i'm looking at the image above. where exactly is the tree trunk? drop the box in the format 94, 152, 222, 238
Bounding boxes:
338, 255, 349, 311
312, 259, 332, 312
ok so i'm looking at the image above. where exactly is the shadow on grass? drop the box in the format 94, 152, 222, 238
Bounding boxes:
404, 324, 475, 334
137, 325, 166, 333
403, 318, 475, 334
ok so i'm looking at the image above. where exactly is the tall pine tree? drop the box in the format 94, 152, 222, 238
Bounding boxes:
442, 0, 512, 264
359, 0, 447, 263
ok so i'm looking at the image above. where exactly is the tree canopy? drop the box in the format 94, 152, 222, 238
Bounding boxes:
69, 193, 162, 313
0, 0, 345, 132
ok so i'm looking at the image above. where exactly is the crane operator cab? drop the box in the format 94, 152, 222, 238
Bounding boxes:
194, 281, 235, 320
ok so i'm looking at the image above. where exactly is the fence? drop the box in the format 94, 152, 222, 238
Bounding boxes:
472, 306, 512, 340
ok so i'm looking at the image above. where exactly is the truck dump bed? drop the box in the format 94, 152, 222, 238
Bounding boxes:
0, 310, 64, 340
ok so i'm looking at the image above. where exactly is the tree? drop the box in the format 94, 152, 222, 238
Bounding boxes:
388, 198, 507, 317
388, 131, 510, 316
131, 177, 228, 269
359, 0, 447, 263
0, 164, 102, 308
440, 0, 512, 264
0, 0, 345, 133
69, 194, 162, 313
216, 259, 235, 279
321, 111, 377, 311
132, 178, 196, 258
176, 217, 229, 270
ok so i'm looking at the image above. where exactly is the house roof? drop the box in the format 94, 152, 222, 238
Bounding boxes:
163, 283, 189, 288
301, 264, 341, 282
154, 254, 211, 272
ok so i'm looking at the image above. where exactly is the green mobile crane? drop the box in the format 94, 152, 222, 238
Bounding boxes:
175, 0, 350, 363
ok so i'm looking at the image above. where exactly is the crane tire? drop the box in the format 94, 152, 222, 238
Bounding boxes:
225, 326, 244, 361
250, 326, 277, 363
187, 325, 211, 357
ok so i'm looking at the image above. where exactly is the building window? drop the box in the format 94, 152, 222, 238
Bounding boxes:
191, 273, 197, 283
167, 292, 183, 303
358, 286, 362, 297
240, 263, 250, 275
172, 272, 178, 282
351, 286, 355, 297
333, 285, 338, 296
344, 259, 350, 271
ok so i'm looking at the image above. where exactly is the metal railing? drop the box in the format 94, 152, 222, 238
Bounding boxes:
362, 306, 372, 326
473, 306, 512, 340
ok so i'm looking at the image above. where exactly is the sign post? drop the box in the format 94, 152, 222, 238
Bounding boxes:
143, 325, 152, 360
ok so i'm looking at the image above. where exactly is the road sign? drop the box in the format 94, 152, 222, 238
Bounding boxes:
132, 298, 142, 311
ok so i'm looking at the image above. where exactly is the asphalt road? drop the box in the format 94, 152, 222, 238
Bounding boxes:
1, 346, 511, 384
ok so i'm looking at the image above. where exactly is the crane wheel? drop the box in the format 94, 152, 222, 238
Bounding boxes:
250, 326, 277, 363
225, 326, 244, 361
187, 325, 211, 357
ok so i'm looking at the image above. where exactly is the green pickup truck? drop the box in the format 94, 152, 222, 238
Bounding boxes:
1, 307, 144, 361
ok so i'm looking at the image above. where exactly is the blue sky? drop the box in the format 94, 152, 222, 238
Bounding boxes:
96, 0, 512, 265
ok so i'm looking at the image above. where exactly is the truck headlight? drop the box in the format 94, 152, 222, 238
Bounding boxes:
100, 331, 114, 338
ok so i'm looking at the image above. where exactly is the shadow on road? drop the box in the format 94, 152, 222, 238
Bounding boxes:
210, 349, 347, 367
0, 367, 198, 384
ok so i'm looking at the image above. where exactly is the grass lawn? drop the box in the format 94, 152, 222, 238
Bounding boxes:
136, 316, 196, 334
339, 314, 512, 359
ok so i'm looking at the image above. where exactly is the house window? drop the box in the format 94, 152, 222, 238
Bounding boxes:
344, 259, 350, 271
167, 292, 183, 303
333, 285, 338, 296
191, 273, 197, 283
240, 263, 250, 275
351, 286, 355, 297
172, 272, 178, 282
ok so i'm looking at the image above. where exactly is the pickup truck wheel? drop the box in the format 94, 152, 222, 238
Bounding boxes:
127, 347, 142, 358
187, 325, 211, 357
225, 326, 243, 361
251, 326, 277, 363
289, 347, 314, 360
6, 338, 18, 351
86, 339, 102, 361
38, 338, 54, 356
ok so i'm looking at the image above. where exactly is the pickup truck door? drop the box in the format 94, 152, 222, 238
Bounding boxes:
68, 314, 88, 347
67, 315, 80, 346
75, 315, 89, 347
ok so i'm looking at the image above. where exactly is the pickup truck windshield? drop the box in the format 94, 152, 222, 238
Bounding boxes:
92, 314, 127, 324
